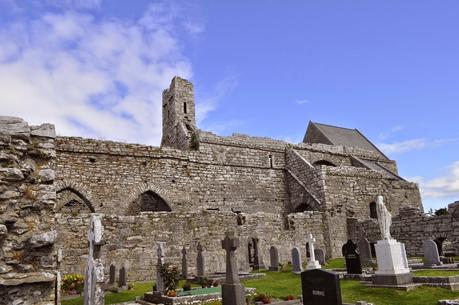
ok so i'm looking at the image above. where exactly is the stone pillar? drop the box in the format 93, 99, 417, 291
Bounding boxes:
155, 242, 166, 295
0, 117, 58, 304
197, 243, 205, 280
181, 246, 188, 279
83, 214, 104, 305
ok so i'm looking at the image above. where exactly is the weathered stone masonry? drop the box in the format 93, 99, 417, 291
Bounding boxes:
1, 76, 425, 291
0, 117, 58, 305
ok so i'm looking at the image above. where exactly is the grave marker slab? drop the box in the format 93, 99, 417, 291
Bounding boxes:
119, 266, 127, 289
181, 246, 188, 278
342, 240, 362, 274
358, 237, 372, 268
109, 264, 116, 285
424, 239, 442, 267
197, 242, 205, 279
269, 246, 279, 271
301, 269, 342, 305
314, 249, 326, 266
291, 247, 302, 274
155, 242, 165, 294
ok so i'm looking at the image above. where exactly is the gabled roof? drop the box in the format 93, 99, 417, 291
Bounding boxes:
303, 121, 389, 160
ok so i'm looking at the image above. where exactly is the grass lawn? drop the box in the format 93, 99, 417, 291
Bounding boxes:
413, 269, 459, 277
243, 269, 459, 305
323, 257, 345, 269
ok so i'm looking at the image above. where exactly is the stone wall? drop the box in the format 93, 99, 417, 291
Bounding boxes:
0, 117, 58, 305
57, 210, 327, 282
356, 207, 459, 256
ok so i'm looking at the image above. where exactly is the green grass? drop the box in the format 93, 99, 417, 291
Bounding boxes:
413, 270, 459, 277
323, 257, 345, 269
243, 268, 459, 305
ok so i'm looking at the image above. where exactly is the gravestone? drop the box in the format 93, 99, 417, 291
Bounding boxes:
358, 237, 372, 268
424, 239, 442, 267
83, 214, 104, 305
306, 233, 321, 270
269, 246, 279, 271
221, 230, 245, 305
155, 242, 165, 294
119, 266, 127, 289
181, 246, 188, 278
314, 249, 326, 266
291, 247, 302, 274
109, 264, 116, 285
342, 240, 362, 274
301, 269, 342, 305
197, 242, 205, 279
251, 238, 265, 270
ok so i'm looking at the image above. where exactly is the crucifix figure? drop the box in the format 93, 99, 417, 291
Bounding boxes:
83, 214, 104, 305
305, 233, 321, 270
221, 231, 245, 305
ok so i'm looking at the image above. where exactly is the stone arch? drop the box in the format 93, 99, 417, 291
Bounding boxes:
125, 183, 173, 215
313, 160, 336, 167
55, 179, 95, 213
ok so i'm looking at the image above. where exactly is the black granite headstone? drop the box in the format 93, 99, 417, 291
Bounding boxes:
301, 269, 342, 305
342, 240, 362, 274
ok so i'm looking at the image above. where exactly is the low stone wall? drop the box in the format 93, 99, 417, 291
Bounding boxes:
57, 210, 329, 283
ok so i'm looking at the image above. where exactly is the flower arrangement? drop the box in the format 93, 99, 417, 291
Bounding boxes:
61, 274, 84, 295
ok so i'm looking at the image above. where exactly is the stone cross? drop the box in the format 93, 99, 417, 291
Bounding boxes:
221, 231, 245, 305
181, 246, 188, 279
155, 242, 165, 294
306, 233, 321, 270
197, 242, 205, 279
83, 214, 104, 305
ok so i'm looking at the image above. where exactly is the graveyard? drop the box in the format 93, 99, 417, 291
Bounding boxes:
1, 77, 459, 305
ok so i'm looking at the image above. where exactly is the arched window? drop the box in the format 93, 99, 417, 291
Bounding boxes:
369, 202, 377, 219
313, 160, 336, 167
56, 187, 95, 213
127, 191, 171, 215
294, 202, 314, 213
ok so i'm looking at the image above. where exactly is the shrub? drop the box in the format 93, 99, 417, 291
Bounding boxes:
182, 281, 192, 291
62, 274, 84, 295
254, 293, 272, 304
159, 263, 179, 293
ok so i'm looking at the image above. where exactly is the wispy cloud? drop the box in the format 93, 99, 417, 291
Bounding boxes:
378, 125, 404, 141
378, 138, 458, 154
0, 2, 201, 145
296, 99, 310, 105
408, 161, 459, 200
196, 75, 239, 125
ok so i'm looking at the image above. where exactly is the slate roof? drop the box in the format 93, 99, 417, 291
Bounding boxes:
304, 122, 389, 160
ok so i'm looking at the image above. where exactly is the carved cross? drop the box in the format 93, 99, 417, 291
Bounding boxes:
221, 231, 240, 284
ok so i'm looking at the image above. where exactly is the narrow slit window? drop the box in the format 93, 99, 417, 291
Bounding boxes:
269, 154, 273, 168
184, 102, 187, 114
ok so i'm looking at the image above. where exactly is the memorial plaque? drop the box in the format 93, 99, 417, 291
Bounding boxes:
342, 240, 362, 274
301, 269, 342, 305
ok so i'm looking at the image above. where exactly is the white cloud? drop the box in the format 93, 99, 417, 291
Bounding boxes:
296, 99, 310, 105
378, 138, 458, 154
0, 3, 197, 145
408, 161, 459, 200
378, 125, 404, 141
195, 75, 238, 125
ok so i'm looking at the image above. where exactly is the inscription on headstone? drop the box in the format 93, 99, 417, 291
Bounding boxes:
301, 269, 342, 305
342, 240, 362, 274
269, 246, 279, 271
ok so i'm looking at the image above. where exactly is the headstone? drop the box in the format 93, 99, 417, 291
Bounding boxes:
306, 234, 321, 270
291, 247, 302, 274
119, 266, 127, 288
155, 242, 165, 294
269, 246, 279, 271
358, 237, 372, 268
83, 214, 104, 305
251, 238, 265, 270
342, 240, 362, 274
314, 249, 326, 266
109, 264, 116, 285
197, 242, 205, 279
424, 239, 442, 267
221, 230, 246, 305
181, 246, 188, 278
301, 269, 342, 305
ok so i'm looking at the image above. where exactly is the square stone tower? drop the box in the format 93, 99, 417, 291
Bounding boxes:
161, 76, 198, 149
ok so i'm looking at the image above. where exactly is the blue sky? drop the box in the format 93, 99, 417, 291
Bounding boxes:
0, 0, 458, 211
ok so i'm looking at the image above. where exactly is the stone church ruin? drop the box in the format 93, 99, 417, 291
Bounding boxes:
1, 76, 439, 304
